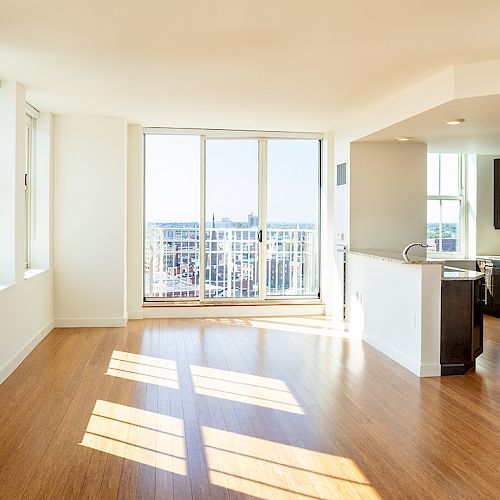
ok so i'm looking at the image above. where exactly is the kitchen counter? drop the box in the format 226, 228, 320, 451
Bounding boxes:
442, 266, 484, 281
349, 250, 484, 281
349, 248, 443, 265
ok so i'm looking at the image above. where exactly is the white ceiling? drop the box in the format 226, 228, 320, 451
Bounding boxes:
2, 0, 500, 130
358, 95, 500, 154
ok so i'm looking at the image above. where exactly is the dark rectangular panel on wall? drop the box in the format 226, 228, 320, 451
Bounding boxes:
495, 159, 500, 229
336, 162, 347, 186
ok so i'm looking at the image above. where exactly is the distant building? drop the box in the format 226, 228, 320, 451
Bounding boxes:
247, 212, 258, 228
144, 221, 316, 298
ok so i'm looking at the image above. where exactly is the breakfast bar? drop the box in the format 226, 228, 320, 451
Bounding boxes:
348, 249, 485, 377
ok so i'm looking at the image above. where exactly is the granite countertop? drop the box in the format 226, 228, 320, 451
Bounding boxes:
349, 248, 443, 265
349, 249, 484, 281
442, 266, 484, 281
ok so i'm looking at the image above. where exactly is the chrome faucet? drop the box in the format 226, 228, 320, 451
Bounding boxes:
402, 242, 429, 261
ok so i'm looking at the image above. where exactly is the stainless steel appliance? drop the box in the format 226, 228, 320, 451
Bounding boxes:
477, 256, 500, 316
336, 244, 348, 320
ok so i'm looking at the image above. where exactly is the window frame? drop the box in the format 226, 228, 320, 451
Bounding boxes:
24, 111, 36, 270
142, 128, 323, 304
427, 153, 467, 259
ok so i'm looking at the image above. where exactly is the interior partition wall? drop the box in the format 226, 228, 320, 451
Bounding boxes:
143, 129, 322, 304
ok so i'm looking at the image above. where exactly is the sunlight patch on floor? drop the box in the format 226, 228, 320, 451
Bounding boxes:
256, 316, 342, 329
250, 316, 354, 337
105, 350, 179, 389
190, 365, 305, 414
202, 426, 381, 499
80, 400, 186, 475
203, 316, 351, 338
79, 401, 379, 497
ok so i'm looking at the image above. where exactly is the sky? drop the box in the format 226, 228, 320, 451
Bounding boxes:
427, 199, 460, 225
145, 135, 319, 225
427, 153, 461, 225
427, 153, 460, 196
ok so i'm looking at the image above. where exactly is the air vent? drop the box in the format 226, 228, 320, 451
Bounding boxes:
337, 162, 347, 186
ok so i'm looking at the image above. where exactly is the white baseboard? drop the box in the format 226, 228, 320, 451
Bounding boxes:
54, 317, 127, 328
143, 303, 326, 319
363, 336, 422, 377
364, 336, 441, 378
128, 310, 144, 320
419, 363, 441, 377
0, 320, 55, 385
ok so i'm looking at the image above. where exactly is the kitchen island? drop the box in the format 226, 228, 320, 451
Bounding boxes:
348, 250, 484, 377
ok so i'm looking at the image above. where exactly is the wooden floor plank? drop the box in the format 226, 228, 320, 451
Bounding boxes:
0, 315, 498, 499
0, 328, 105, 500
81, 320, 146, 500
21, 326, 120, 500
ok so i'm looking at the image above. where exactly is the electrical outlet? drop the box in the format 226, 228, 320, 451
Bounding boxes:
411, 314, 417, 327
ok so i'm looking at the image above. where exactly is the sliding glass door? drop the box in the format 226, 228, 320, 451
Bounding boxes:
144, 131, 321, 303
266, 140, 319, 297
205, 140, 259, 298
144, 135, 201, 299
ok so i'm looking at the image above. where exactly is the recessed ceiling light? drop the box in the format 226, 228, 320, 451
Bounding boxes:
395, 136, 413, 142
445, 118, 465, 125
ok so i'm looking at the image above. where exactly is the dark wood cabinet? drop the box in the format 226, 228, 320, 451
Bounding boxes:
441, 277, 484, 375
488, 271, 500, 316
495, 159, 500, 229
472, 278, 484, 359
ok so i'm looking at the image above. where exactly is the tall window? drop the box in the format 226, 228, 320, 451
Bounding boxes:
205, 140, 259, 298
427, 153, 465, 257
266, 140, 319, 296
144, 135, 200, 299
144, 131, 321, 302
25, 112, 35, 269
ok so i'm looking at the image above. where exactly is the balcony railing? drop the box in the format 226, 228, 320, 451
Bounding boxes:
144, 226, 318, 299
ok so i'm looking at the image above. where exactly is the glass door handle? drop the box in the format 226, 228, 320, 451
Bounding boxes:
258, 230, 263, 243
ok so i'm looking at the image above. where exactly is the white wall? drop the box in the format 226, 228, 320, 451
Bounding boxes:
0, 81, 19, 285
476, 154, 500, 256
328, 67, 457, 320
320, 131, 336, 315
0, 81, 54, 384
350, 142, 428, 253
53, 115, 127, 327
349, 254, 441, 377
466, 154, 477, 258
127, 124, 143, 318
329, 135, 350, 320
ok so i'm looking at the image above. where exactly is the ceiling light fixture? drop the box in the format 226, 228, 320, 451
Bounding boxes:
444, 118, 465, 125
395, 136, 413, 142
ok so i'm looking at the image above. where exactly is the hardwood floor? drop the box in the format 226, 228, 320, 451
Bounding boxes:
0, 315, 498, 499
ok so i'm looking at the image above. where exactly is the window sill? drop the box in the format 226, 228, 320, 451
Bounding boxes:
428, 254, 466, 260
24, 268, 49, 280
143, 300, 323, 307
140, 302, 326, 319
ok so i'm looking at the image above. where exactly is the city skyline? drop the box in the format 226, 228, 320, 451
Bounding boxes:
144, 223, 318, 299
145, 215, 316, 228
